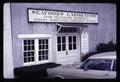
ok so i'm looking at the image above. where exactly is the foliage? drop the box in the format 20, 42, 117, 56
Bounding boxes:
81, 41, 116, 62
96, 41, 116, 52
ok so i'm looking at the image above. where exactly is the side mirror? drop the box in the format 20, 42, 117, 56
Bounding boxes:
84, 66, 88, 71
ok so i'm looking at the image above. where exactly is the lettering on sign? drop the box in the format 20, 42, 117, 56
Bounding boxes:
28, 9, 98, 23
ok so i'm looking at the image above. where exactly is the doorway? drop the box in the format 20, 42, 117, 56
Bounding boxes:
56, 34, 80, 65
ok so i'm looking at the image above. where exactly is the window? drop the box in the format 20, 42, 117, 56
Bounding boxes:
112, 60, 116, 71
80, 59, 112, 71
68, 36, 76, 50
57, 27, 77, 33
23, 40, 35, 63
38, 39, 48, 61
23, 39, 49, 64
57, 36, 66, 51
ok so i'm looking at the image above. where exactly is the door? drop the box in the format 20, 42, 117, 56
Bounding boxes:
57, 34, 80, 65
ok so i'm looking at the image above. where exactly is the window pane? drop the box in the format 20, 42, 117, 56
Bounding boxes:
73, 43, 76, 49
39, 45, 42, 50
72, 28, 74, 32
40, 44, 43, 49
62, 44, 66, 51
39, 40, 41, 44
46, 39, 48, 44
31, 40, 34, 44
39, 56, 41, 61
28, 57, 30, 62
31, 57, 34, 61
75, 28, 77, 32
24, 52, 27, 57
73, 36, 76, 42
28, 46, 31, 50
59, 27, 77, 33
28, 40, 30, 45
71, 28, 73, 32
69, 36, 72, 43
66, 28, 69, 32
42, 39, 44, 44
42, 51, 44, 55
58, 44, 61, 51
31, 52, 34, 56
45, 50, 48, 55
57, 37, 61, 43
28, 52, 30, 56
73, 28, 75, 32
46, 45, 48, 49
39, 51, 41, 55
42, 45, 45, 49
42, 56, 45, 60
24, 46, 27, 51
32, 46, 34, 50
47, 50, 48, 55
62, 37, 65, 43
46, 55, 48, 60
24, 58, 27, 62
69, 44, 72, 50
24, 40, 27, 45
62, 28, 64, 32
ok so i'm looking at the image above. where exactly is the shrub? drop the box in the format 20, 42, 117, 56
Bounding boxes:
96, 41, 116, 52
81, 41, 116, 62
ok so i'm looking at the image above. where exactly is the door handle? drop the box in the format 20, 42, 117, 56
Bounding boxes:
66, 51, 68, 55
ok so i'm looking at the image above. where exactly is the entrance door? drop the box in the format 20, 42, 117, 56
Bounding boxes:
57, 34, 80, 65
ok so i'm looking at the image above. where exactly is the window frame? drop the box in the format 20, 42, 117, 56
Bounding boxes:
57, 35, 77, 52
23, 39, 35, 63
57, 36, 66, 51
57, 27, 78, 33
38, 39, 49, 61
68, 36, 77, 50
22, 39, 36, 66
19, 34, 52, 66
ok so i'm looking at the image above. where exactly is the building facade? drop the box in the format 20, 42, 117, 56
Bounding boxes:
4, 3, 116, 78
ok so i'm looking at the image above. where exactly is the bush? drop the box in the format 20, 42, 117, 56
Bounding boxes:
81, 41, 116, 62
96, 41, 116, 52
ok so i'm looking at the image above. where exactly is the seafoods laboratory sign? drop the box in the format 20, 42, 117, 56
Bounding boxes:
28, 9, 98, 23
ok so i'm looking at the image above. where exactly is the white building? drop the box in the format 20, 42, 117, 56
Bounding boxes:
4, 3, 116, 78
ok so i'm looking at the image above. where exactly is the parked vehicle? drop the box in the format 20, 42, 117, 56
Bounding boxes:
47, 51, 116, 79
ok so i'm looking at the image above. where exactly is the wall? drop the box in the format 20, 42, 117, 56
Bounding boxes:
10, 3, 116, 68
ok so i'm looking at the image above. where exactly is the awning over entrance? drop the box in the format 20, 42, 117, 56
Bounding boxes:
56, 23, 88, 33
